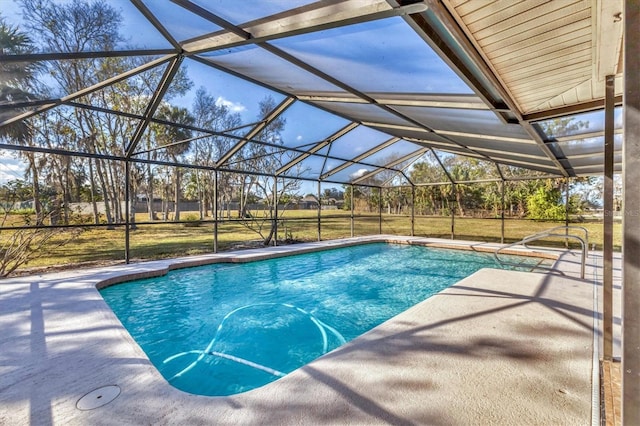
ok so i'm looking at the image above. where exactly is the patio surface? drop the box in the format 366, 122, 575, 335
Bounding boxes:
0, 236, 618, 425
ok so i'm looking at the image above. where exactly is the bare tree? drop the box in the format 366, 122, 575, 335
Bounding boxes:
190, 87, 242, 219
234, 96, 305, 245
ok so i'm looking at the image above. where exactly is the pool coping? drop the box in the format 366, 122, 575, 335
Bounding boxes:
0, 235, 607, 425
94, 236, 559, 291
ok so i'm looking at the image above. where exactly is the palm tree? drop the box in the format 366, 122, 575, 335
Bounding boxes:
0, 16, 47, 224
0, 15, 37, 142
153, 104, 194, 221
0, 16, 35, 142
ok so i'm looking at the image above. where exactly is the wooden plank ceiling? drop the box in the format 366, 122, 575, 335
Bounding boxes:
441, 0, 624, 115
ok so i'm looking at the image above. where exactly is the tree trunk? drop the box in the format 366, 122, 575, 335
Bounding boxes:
239, 181, 245, 217
62, 156, 71, 224
456, 190, 465, 217
163, 175, 170, 221
203, 184, 211, 218
105, 162, 122, 223
129, 181, 137, 231
173, 168, 181, 221
88, 159, 100, 224
197, 172, 204, 220
146, 159, 155, 221
240, 175, 257, 218
95, 159, 114, 229
263, 220, 276, 246
26, 153, 44, 226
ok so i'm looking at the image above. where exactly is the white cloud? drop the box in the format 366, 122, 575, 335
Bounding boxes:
0, 155, 26, 184
349, 168, 369, 180
215, 96, 247, 113
296, 135, 303, 141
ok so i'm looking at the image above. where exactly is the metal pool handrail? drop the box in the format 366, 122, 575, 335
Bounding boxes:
494, 225, 589, 279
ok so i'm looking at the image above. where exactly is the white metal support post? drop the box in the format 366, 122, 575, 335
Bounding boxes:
623, 1, 640, 422
604, 74, 615, 361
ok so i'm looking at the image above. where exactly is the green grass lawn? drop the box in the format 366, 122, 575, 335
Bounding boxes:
1, 209, 621, 275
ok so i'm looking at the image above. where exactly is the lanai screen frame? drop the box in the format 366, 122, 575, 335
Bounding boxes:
0, 0, 637, 422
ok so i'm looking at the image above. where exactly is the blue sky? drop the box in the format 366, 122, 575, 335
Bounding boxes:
0, 153, 26, 183
0, 1, 357, 193
3, 1, 453, 192
1, 1, 616, 191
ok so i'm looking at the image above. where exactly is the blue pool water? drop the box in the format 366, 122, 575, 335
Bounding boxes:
100, 243, 542, 396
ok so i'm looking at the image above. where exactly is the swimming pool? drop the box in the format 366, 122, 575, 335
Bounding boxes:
100, 242, 544, 396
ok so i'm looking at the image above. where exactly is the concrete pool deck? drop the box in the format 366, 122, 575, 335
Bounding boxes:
0, 236, 619, 425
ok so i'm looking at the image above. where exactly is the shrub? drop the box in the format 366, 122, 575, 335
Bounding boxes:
183, 214, 202, 227
526, 187, 565, 220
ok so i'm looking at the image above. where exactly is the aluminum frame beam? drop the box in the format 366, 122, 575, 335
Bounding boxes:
548, 128, 624, 143
215, 96, 296, 167
259, 41, 496, 163
179, 0, 428, 54
173, 0, 502, 171
429, 148, 455, 184
0, 54, 176, 129
171, 0, 251, 41
352, 147, 427, 185
522, 97, 623, 122
0, 0, 624, 200
0, 49, 176, 63
4, 96, 411, 176
125, 56, 185, 157
131, 0, 182, 49
378, 152, 426, 187
320, 136, 401, 180
297, 92, 496, 110
276, 122, 359, 175
176, 0, 497, 166
407, 1, 570, 177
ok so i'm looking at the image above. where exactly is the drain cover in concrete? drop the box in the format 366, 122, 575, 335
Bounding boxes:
76, 385, 121, 410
